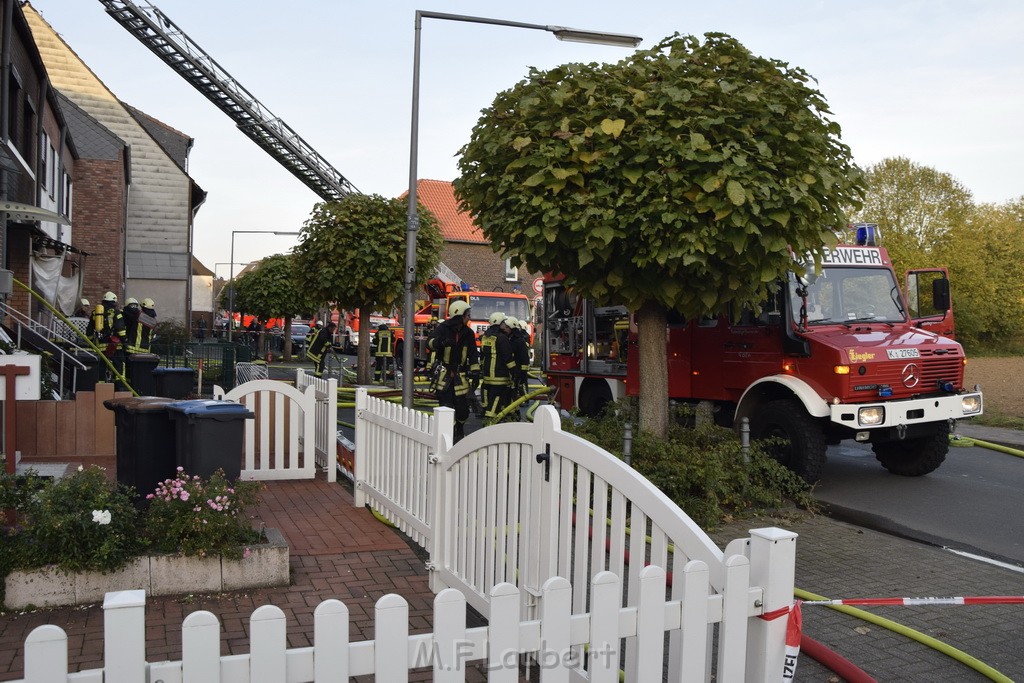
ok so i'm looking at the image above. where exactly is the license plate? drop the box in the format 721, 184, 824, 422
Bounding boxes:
886, 348, 920, 360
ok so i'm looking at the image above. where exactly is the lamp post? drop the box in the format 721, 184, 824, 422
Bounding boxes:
401, 10, 642, 406
228, 230, 300, 342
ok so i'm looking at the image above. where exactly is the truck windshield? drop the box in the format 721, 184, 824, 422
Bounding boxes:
790, 267, 907, 326
467, 295, 531, 322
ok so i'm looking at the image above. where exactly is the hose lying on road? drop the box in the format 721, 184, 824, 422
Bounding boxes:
794, 587, 1013, 683
950, 434, 1024, 459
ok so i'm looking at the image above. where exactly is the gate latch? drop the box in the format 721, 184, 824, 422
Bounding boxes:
535, 443, 551, 482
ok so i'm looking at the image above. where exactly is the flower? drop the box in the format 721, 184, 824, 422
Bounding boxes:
243, 547, 252, 559
92, 509, 112, 526
77, 465, 84, 472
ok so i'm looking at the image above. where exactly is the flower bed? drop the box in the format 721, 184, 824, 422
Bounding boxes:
4, 527, 288, 609
1, 465, 286, 610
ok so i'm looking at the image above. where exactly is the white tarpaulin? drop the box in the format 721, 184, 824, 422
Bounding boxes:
31, 251, 82, 315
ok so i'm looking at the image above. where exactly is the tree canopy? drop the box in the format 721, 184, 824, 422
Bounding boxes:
292, 193, 443, 382
455, 32, 863, 435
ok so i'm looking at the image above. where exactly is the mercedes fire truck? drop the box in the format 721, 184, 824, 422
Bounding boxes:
542, 228, 983, 481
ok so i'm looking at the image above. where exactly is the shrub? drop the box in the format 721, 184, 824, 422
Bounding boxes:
7, 466, 143, 572
143, 468, 263, 559
563, 400, 815, 529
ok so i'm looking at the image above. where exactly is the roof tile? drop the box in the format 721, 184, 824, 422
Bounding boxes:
410, 179, 484, 244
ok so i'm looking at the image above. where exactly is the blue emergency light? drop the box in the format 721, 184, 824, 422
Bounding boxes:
854, 223, 880, 246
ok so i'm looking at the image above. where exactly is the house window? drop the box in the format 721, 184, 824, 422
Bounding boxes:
504, 258, 518, 282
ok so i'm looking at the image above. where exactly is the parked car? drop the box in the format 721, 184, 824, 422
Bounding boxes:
291, 321, 312, 352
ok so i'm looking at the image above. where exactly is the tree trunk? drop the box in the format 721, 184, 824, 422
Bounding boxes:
636, 301, 669, 438
357, 309, 372, 385
283, 315, 294, 361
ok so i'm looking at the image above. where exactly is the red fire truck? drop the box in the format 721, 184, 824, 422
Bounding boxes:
542, 227, 983, 481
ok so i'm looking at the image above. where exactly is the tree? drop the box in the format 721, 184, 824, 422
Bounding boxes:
455, 33, 863, 437
292, 194, 443, 384
855, 157, 975, 270
229, 254, 316, 360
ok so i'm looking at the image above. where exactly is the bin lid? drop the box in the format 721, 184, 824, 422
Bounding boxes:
103, 396, 176, 412
152, 367, 196, 375
165, 399, 253, 418
128, 353, 161, 361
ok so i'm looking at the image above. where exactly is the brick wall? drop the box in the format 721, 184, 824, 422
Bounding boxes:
72, 157, 126, 302
441, 242, 539, 295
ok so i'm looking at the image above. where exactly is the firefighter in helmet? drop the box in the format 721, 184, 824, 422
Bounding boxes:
306, 321, 336, 377
505, 316, 531, 397
480, 311, 516, 420
427, 300, 480, 443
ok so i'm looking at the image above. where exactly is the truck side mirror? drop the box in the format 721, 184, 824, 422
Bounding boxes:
932, 278, 951, 312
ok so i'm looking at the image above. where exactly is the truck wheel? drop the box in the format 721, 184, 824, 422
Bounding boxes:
872, 422, 949, 476
750, 400, 827, 483
577, 378, 612, 418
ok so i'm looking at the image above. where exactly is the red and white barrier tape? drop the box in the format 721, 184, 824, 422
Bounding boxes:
800, 595, 1024, 607
782, 601, 802, 681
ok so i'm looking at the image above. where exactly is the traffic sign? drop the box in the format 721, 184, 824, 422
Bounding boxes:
532, 278, 544, 294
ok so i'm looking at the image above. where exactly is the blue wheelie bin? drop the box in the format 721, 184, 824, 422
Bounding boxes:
165, 399, 253, 480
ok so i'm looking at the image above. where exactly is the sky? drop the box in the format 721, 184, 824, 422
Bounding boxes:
29, 0, 1024, 275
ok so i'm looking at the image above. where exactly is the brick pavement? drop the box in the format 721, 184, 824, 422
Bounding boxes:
4, 474, 1024, 681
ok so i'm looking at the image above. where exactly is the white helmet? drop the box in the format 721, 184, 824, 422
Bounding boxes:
489, 311, 507, 326
125, 297, 139, 306
504, 316, 519, 329
142, 298, 155, 308
80, 298, 90, 308
448, 300, 471, 317
517, 318, 530, 331
103, 291, 117, 302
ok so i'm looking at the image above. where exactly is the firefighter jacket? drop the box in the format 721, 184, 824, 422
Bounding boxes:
427, 317, 480, 397
124, 306, 157, 353
373, 326, 393, 357
480, 325, 516, 387
306, 327, 332, 361
508, 328, 531, 382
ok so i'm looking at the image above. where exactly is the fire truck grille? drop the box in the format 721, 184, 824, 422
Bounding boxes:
871, 356, 963, 393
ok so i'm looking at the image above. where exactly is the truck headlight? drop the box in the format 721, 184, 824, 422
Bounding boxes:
858, 406, 885, 426
961, 395, 981, 414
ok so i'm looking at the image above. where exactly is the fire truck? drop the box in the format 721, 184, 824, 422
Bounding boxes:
541, 227, 983, 481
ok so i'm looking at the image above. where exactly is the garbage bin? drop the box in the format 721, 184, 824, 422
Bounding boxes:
153, 367, 196, 399
72, 350, 102, 393
165, 400, 253, 480
127, 353, 160, 396
103, 396, 177, 500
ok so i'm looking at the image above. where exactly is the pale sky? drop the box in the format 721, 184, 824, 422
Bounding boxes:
29, 1, 1024, 274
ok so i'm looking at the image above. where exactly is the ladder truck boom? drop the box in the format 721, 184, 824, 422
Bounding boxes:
100, 0, 358, 201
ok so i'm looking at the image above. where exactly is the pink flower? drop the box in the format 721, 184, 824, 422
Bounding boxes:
146, 494, 154, 500
177, 466, 184, 472
243, 547, 252, 559
180, 491, 190, 502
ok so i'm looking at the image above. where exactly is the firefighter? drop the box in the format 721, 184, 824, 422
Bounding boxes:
94, 291, 127, 385
306, 321, 336, 377
372, 322, 393, 383
427, 300, 480, 443
74, 298, 90, 318
480, 311, 517, 420
303, 320, 321, 352
506, 316, 531, 397
139, 298, 157, 353
123, 298, 143, 353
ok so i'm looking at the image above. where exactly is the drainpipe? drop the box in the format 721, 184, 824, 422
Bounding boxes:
1, 0, 14, 272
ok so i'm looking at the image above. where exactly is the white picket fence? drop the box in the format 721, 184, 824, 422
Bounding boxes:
212, 373, 336, 482
15, 564, 773, 683
354, 387, 797, 681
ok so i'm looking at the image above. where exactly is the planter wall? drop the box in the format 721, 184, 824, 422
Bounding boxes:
4, 527, 288, 610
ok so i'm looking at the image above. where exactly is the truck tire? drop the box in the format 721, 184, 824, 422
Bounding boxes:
577, 378, 612, 418
750, 399, 827, 483
872, 422, 949, 476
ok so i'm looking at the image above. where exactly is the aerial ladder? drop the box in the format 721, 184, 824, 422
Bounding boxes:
99, 0, 358, 201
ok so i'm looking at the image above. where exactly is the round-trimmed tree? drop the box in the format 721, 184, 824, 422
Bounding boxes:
455, 32, 864, 436
292, 194, 443, 384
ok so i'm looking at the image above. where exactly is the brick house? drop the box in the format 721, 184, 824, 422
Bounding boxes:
412, 179, 540, 299
1, 0, 78, 313
25, 3, 206, 324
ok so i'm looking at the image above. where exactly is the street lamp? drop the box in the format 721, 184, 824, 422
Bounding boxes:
228, 230, 300, 342
401, 10, 642, 405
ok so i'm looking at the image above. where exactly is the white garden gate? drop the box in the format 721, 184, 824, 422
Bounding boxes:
213, 375, 336, 482
354, 388, 797, 681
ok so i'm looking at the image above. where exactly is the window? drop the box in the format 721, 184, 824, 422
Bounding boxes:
504, 257, 518, 282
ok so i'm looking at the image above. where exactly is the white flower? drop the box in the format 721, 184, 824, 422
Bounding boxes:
92, 509, 112, 526
77, 465, 84, 472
